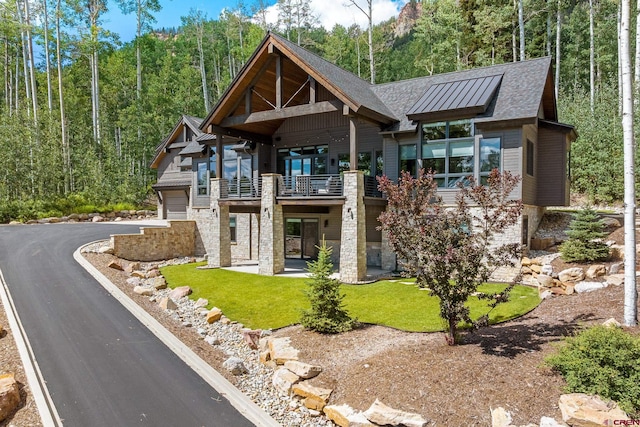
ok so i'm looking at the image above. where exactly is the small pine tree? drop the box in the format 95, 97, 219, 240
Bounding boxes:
300, 240, 357, 334
559, 206, 610, 262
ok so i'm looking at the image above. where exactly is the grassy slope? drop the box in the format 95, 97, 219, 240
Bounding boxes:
161, 263, 540, 332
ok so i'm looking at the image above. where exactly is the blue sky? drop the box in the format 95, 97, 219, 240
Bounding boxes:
103, 0, 408, 43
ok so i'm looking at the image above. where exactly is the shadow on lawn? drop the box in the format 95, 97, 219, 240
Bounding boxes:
460, 312, 599, 358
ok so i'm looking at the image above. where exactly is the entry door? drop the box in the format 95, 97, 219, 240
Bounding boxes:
285, 218, 318, 259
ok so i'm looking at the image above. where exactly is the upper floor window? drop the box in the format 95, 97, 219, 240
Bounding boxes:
421, 120, 501, 187
526, 139, 534, 176
277, 145, 327, 177
196, 162, 208, 195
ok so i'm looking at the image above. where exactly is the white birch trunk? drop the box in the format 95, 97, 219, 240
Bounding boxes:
16, 0, 32, 116
196, 21, 210, 112
634, 0, 640, 86
518, 0, 525, 61
619, 2, 623, 114
42, 0, 53, 111
620, 0, 638, 327
367, 0, 374, 84
56, 0, 70, 193
555, 0, 561, 100
24, 0, 39, 124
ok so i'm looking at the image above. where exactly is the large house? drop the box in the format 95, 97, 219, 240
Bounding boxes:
150, 31, 576, 283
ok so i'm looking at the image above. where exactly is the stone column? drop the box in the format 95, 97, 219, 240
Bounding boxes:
259, 174, 285, 275
380, 229, 397, 272
207, 179, 231, 268
340, 171, 366, 283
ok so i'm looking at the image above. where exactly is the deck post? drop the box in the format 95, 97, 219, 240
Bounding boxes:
259, 174, 285, 275
340, 171, 366, 283
207, 178, 231, 268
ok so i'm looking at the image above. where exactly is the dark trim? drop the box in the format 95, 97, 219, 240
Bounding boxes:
277, 198, 345, 206
220, 100, 342, 128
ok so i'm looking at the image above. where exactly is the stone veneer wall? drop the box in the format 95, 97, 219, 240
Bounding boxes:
339, 171, 367, 283
111, 220, 195, 261
231, 213, 259, 261
259, 174, 285, 275
188, 206, 214, 257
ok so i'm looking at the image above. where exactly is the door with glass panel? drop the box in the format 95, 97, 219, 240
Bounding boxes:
285, 218, 319, 259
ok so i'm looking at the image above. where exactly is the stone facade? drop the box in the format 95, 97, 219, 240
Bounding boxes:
339, 171, 367, 283
111, 220, 195, 261
259, 174, 285, 275
231, 213, 259, 261
207, 179, 231, 268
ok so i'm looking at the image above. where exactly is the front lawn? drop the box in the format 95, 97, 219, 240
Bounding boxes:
160, 262, 540, 332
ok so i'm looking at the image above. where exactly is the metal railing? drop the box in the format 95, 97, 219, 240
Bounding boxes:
364, 175, 382, 198
277, 174, 343, 197
221, 177, 262, 199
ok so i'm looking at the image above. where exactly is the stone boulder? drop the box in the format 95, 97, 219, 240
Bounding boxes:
530, 264, 542, 274
491, 407, 512, 427
536, 274, 555, 288
605, 274, 625, 286
130, 270, 146, 279
242, 329, 262, 350
284, 360, 322, 379
268, 337, 299, 364
158, 297, 177, 310
601, 217, 621, 232
126, 277, 142, 287
292, 381, 333, 410
539, 416, 565, 427
272, 368, 300, 394
602, 317, 621, 328
586, 265, 606, 279
609, 262, 623, 275
152, 277, 167, 290
206, 307, 223, 324
146, 269, 160, 278
324, 404, 375, 427
223, 357, 248, 376
168, 286, 192, 300
0, 373, 20, 422
125, 261, 141, 274
574, 282, 607, 293
559, 393, 629, 427
194, 298, 208, 309
363, 399, 428, 427
91, 215, 104, 222
107, 260, 123, 270
559, 268, 585, 283
98, 245, 114, 254
541, 264, 554, 276
133, 286, 154, 296
521, 257, 532, 267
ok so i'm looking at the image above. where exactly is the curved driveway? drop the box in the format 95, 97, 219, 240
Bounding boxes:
0, 223, 257, 427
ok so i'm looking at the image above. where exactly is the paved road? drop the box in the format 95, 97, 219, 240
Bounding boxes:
0, 223, 256, 427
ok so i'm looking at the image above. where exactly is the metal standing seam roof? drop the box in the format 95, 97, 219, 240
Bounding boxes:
407, 74, 503, 118
151, 179, 192, 190
179, 139, 206, 156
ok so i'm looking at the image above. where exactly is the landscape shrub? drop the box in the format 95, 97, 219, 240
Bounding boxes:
545, 325, 640, 416
300, 240, 357, 334
559, 206, 610, 262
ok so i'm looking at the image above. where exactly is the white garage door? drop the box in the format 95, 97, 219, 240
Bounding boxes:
164, 190, 188, 219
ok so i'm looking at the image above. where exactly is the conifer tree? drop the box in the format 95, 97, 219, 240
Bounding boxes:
559, 206, 610, 262
300, 240, 357, 334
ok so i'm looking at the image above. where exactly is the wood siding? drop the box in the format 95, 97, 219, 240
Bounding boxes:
536, 127, 568, 206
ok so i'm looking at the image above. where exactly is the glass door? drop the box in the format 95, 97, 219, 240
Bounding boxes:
285, 218, 319, 259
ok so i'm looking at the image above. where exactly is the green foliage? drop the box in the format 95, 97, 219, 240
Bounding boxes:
545, 326, 640, 416
300, 241, 357, 334
559, 206, 610, 262
378, 169, 523, 345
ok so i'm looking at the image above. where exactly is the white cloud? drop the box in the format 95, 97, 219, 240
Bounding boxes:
263, 0, 408, 31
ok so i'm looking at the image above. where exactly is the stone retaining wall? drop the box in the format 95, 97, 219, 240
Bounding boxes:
111, 220, 196, 261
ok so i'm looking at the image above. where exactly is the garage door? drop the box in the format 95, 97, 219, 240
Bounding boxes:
164, 190, 188, 219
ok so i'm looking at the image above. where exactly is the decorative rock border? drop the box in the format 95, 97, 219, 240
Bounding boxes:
8, 210, 156, 225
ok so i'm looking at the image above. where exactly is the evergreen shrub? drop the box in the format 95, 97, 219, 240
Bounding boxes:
559, 206, 610, 262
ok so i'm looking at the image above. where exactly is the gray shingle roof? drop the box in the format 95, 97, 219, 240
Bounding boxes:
179, 140, 206, 156
372, 57, 553, 132
270, 33, 398, 121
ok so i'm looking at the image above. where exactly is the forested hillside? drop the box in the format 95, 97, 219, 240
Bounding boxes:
0, 0, 633, 220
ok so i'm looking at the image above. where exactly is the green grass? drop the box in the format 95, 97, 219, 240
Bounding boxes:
160, 262, 540, 332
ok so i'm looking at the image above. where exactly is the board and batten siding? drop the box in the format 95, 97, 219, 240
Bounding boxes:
536, 127, 569, 206
521, 124, 538, 205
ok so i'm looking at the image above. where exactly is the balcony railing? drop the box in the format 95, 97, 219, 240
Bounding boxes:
278, 174, 343, 197
221, 177, 262, 199
364, 175, 382, 198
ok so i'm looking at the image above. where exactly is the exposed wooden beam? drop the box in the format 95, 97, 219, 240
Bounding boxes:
215, 132, 223, 178
225, 55, 275, 119
275, 55, 282, 109
309, 77, 316, 104
221, 100, 342, 127
245, 87, 252, 114
207, 124, 273, 145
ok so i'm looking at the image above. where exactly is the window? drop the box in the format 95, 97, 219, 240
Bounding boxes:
375, 150, 384, 176
358, 152, 372, 175
230, 216, 237, 243
399, 144, 417, 176
526, 139, 534, 176
208, 148, 216, 178
196, 162, 208, 195
277, 145, 328, 176
338, 153, 350, 173
421, 120, 501, 187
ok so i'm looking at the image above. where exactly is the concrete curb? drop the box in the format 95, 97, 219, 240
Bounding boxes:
0, 268, 63, 427
74, 243, 281, 427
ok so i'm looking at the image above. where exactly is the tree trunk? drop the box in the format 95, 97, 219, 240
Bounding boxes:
367, 0, 374, 84
618, 2, 623, 114
43, 0, 53, 111
136, 0, 141, 102
635, 0, 640, 86
518, 0, 525, 60
620, 0, 638, 327
16, 0, 32, 117
24, 0, 39, 124
56, 0, 70, 193
589, 0, 595, 112
555, 0, 561, 100
196, 20, 210, 112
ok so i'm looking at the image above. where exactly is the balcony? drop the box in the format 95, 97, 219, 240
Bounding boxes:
220, 177, 262, 199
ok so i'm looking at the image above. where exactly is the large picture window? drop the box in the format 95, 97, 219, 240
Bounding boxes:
277, 145, 328, 177
196, 162, 208, 195
399, 144, 417, 176
421, 120, 501, 188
